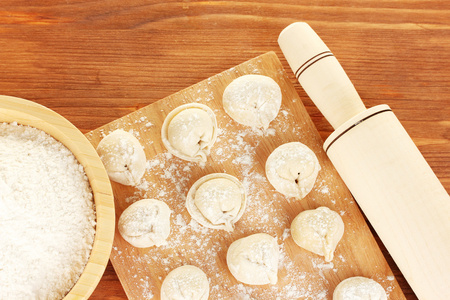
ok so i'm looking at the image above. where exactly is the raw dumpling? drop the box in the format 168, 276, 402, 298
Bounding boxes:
265, 142, 320, 199
161, 265, 209, 300
186, 173, 246, 231
161, 103, 217, 164
291, 206, 344, 262
96, 129, 146, 186
226, 233, 279, 285
118, 199, 171, 248
222, 74, 282, 129
333, 277, 387, 300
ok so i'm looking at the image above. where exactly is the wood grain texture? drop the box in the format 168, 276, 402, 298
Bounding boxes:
0, 1, 448, 299
85, 52, 406, 299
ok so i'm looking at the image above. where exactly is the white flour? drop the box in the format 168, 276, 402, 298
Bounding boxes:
98, 62, 397, 299
0, 122, 96, 300
109, 109, 335, 299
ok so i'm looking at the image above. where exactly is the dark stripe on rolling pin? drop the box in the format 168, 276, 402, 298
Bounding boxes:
325, 109, 392, 153
297, 54, 334, 79
294, 51, 332, 78
295, 51, 334, 79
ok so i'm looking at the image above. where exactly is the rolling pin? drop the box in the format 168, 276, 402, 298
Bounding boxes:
278, 22, 450, 300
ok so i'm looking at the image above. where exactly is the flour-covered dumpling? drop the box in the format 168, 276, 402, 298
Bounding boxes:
291, 206, 344, 262
186, 173, 246, 231
161, 103, 217, 163
265, 142, 320, 199
333, 277, 387, 300
96, 129, 146, 186
161, 265, 209, 300
227, 233, 279, 285
118, 199, 171, 248
223, 74, 282, 129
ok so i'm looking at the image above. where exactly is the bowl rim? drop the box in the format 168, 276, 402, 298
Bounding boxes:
0, 95, 115, 300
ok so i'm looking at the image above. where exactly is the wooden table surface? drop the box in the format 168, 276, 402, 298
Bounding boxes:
1, 1, 449, 299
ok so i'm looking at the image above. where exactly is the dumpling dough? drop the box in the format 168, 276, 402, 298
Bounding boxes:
333, 277, 387, 300
223, 74, 282, 129
118, 199, 171, 248
161, 103, 217, 163
265, 142, 320, 199
161, 265, 209, 300
291, 206, 344, 262
226, 233, 279, 285
96, 129, 146, 186
186, 173, 246, 231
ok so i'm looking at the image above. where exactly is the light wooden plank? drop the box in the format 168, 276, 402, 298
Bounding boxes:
86, 52, 405, 299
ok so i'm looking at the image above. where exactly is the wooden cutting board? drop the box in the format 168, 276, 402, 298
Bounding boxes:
86, 52, 405, 300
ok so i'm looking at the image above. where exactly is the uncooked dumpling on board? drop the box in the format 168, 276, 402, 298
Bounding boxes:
160, 265, 210, 300
96, 129, 146, 186
118, 199, 171, 248
226, 233, 279, 285
291, 206, 344, 262
265, 142, 320, 199
333, 276, 387, 300
161, 103, 217, 164
186, 173, 246, 231
222, 74, 282, 129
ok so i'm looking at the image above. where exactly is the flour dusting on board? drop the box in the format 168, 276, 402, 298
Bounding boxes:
92, 54, 400, 300
110, 109, 338, 298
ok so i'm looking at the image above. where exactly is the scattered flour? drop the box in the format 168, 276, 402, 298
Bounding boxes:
110, 110, 336, 299
0, 122, 96, 300
319, 185, 330, 195
281, 228, 291, 241
312, 258, 335, 280
105, 67, 397, 299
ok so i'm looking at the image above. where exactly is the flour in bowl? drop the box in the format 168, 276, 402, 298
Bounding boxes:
0, 122, 96, 300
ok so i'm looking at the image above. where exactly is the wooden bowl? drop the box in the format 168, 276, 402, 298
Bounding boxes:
0, 95, 115, 299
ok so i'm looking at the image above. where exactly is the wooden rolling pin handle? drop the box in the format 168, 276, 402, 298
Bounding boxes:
278, 22, 450, 299
278, 22, 366, 129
